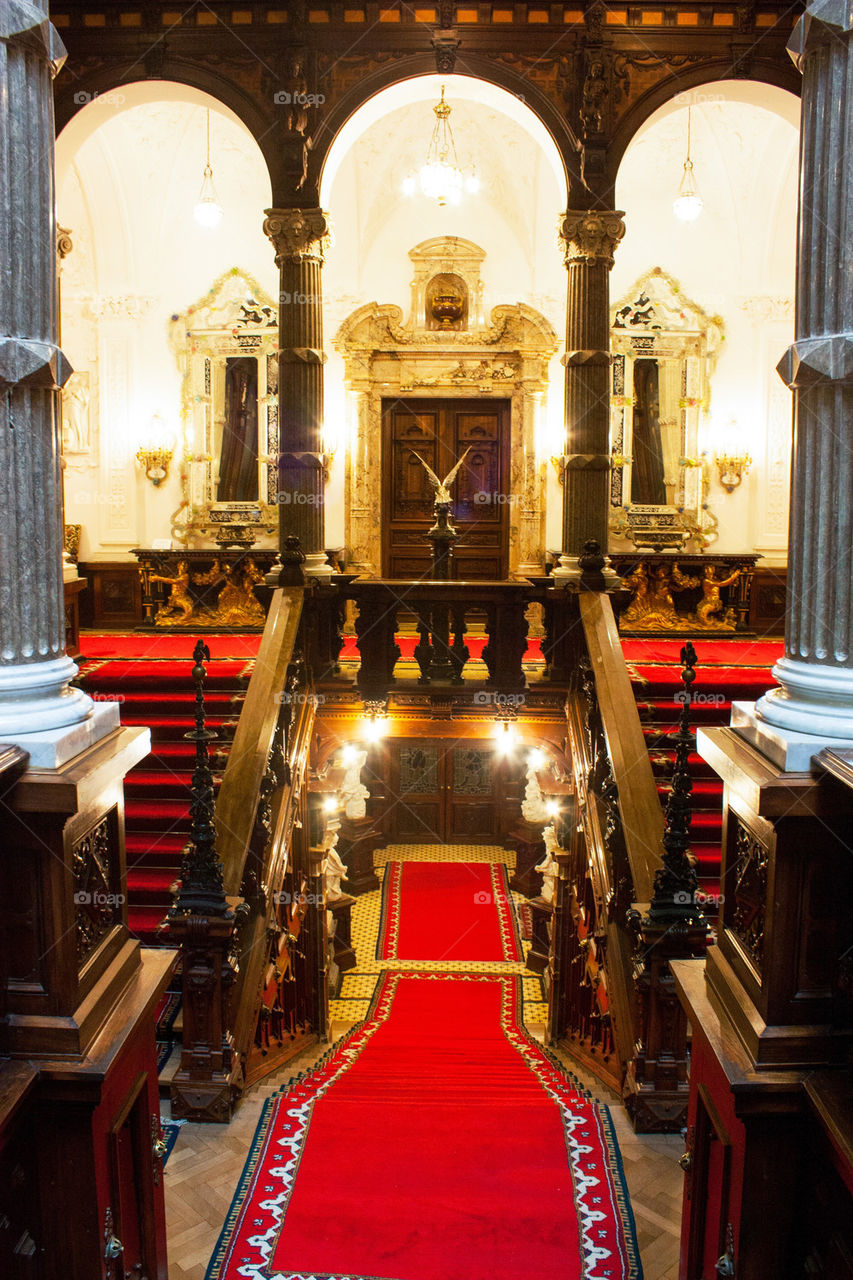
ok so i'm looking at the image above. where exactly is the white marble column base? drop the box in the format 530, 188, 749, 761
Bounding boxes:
754, 655, 853, 735
733, 700, 853, 772
0, 654, 94, 735
303, 552, 335, 580
6, 700, 121, 769
550, 554, 622, 590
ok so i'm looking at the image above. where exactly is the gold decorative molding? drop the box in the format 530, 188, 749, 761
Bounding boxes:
56, 224, 73, 261
263, 207, 332, 265
559, 210, 626, 268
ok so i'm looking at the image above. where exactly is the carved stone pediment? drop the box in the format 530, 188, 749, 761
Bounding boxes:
333, 301, 557, 373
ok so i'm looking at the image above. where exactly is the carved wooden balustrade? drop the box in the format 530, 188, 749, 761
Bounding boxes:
546, 592, 706, 1130
169, 588, 329, 1120
339, 578, 539, 697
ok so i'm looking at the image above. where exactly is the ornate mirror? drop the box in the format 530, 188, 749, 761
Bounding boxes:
609, 268, 723, 550
170, 268, 279, 545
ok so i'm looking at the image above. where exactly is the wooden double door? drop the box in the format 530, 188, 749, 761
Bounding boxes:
387, 740, 501, 842
382, 397, 510, 580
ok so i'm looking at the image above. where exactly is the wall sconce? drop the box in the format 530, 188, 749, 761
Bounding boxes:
493, 708, 519, 754
714, 451, 752, 493
136, 416, 175, 487
321, 425, 341, 481
550, 455, 567, 483
361, 699, 389, 742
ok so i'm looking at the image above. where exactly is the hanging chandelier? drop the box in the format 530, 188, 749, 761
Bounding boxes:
194, 109, 223, 228
402, 85, 480, 207
673, 105, 703, 223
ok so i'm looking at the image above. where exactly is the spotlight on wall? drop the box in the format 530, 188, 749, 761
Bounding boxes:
493, 717, 519, 754
361, 700, 389, 742
136, 415, 175, 486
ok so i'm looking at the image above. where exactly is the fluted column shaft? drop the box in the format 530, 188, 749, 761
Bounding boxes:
263, 208, 331, 577
0, 4, 91, 735
756, 0, 853, 739
556, 211, 625, 570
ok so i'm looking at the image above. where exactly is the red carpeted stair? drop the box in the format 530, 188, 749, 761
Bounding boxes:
76, 633, 261, 945
621, 637, 783, 908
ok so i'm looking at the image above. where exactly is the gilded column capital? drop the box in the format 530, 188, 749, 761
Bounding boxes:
559, 210, 626, 268
57, 224, 73, 261
263, 207, 332, 266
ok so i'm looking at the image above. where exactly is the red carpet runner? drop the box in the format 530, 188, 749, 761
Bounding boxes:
621, 637, 782, 907
208, 973, 641, 1280
76, 632, 262, 942
377, 861, 521, 963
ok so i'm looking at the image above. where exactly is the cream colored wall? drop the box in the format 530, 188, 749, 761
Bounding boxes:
613, 83, 799, 564
57, 85, 274, 562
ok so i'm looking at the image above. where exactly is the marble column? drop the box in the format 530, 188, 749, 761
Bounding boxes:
0, 3, 99, 755
552, 210, 625, 583
263, 208, 333, 580
746, 0, 853, 768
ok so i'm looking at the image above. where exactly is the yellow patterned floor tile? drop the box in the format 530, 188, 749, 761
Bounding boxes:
341, 844, 548, 1030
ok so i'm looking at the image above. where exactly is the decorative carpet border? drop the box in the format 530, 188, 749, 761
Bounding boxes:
375, 861, 521, 964
206, 972, 642, 1280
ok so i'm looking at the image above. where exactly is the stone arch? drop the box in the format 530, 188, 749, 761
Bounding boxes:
605, 64, 801, 200
311, 57, 584, 208
55, 67, 275, 190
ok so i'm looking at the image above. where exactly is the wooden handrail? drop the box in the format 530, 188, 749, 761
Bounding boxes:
230, 685, 318, 1081
217, 587, 303, 898
579, 592, 663, 903
563, 690, 640, 1074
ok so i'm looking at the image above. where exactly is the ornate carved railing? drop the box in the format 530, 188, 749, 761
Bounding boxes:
170, 589, 329, 1119
548, 598, 707, 1130
341, 578, 538, 697
549, 596, 651, 1092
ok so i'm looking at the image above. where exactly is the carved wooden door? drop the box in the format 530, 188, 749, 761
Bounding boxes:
388, 741, 498, 841
382, 398, 510, 580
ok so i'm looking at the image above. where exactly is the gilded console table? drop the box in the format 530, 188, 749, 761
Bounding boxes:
132, 548, 279, 629
608, 552, 759, 635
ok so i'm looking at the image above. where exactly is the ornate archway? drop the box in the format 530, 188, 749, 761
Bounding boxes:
334, 238, 557, 579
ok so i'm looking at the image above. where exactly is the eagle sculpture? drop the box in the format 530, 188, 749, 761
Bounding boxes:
409, 446, 472, 504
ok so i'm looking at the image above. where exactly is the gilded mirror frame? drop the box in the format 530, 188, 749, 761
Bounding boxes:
169, 267, 279, 546
609, 268, 724, 551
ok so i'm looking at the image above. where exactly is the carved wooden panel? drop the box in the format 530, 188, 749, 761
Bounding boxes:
383, 398, 509, 580
385, 740, 501, 841
73, 809, 123, 967
728, 817, 768, 974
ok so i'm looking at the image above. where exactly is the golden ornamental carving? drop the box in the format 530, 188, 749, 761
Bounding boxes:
57, 224, 73, 261
263, 208, 332, 265
559, 210, 626, 268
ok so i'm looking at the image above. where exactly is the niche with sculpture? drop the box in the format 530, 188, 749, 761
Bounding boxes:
609, 268, 723, 552
169, 267, 279, 547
